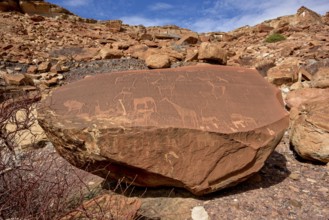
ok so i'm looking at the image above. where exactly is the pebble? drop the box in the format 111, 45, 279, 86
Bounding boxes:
191, 206, 209, 220
289, 199, 302, 208
289, 173, 300, 180
306, 178, 317, 183
318, 187, 328, 193
288, 185, 300, 192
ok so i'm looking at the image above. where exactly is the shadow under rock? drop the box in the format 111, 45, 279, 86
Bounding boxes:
289, 143, 327, 166
103, 150, 290, 200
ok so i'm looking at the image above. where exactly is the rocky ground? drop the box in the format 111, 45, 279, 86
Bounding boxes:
29, 130, 329, 220
1, 1, 329, 220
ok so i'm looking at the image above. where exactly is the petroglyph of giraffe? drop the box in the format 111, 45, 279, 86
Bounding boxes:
161, 97, 198, 127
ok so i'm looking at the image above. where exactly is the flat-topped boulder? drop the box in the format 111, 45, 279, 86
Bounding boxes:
38, 66, 289, 195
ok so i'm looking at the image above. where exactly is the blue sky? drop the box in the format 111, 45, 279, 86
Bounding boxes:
47, 0, 329, 32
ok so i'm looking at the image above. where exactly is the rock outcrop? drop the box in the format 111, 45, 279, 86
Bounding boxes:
38, 66, 289, 195
0, 0, 73, 16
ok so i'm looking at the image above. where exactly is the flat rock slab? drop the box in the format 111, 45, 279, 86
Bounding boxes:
38, 66, 289, 195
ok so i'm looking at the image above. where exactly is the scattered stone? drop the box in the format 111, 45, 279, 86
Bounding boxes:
38, 66, 289, 195
37, 61, 51, 73
44, 77, 58, 87
3, 73, 33, 86
27, 65, 38, 74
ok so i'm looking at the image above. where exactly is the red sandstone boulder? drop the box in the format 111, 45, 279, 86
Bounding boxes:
38, 66, 289, 195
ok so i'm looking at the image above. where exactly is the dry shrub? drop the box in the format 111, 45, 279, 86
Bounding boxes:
0, 90, 141, 220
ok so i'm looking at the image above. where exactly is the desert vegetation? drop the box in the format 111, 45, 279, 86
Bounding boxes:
265, 33, 286, 43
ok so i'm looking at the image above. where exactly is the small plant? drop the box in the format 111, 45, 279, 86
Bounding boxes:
265, 33, 286, 43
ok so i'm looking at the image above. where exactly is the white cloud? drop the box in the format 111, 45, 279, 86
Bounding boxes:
189, 0, 329, 32
120, 16, 174, 27
62, 0, 92, 7
149, 3, 174, 11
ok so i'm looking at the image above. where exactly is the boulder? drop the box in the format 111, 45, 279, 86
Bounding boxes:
99, 46, 123, 59
285, 88, 329, 109
3, 73, 34, 86
311, 67, 329, 88
176, 34, 199, 45
145, 54, 171, 69
198, 42, 227, 64
38, 66, 289, 195
290, 97, 329, 163
266, 57, 301, 85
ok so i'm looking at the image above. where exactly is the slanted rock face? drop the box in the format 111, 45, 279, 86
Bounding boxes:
38, 66, 289, 195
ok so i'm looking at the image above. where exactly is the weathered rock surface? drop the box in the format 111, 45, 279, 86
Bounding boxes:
290, 97, 329, 163
198, 42, 227, 64
285, 88, 329, 109
145, 54, 171, 69
311, 67, 329, 88
38, 66, 289, 195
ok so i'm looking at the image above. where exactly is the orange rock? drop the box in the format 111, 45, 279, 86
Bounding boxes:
290, 97, 329, 163
198, 42, 227, 64
145, 54, 171, 69
285, 88, 329, 109
312, 67, 329, 88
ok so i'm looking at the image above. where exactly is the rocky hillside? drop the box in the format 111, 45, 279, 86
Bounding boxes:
0, 3, 328, 90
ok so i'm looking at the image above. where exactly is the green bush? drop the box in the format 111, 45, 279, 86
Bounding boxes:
265, 33, 286, 43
